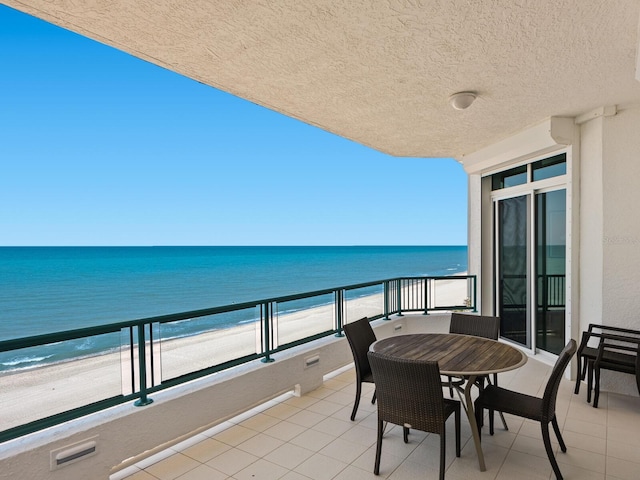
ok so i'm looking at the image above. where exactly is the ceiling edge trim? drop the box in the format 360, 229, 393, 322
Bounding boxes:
460, 117, 576, 175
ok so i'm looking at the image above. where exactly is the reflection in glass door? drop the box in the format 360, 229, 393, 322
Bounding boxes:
497, 195, 530, 348
535, 189, 566, 354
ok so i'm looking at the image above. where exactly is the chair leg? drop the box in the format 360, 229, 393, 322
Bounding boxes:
492, 373, 509, 431
374, 419, 383, 475
551, 417, 567, 452
542, 422, 564, 480
574, 356, 584, 394
475, 401, 484, 437
497, 411, 508, 431
488, 408, 495, 435
403, 426, 409, 443
350, 381, 362, 421
439, 432, 446, 480
586, 362, 593, 404
454, 406, 461, 457
371, 389, 376, 404
593, 364, 601, 408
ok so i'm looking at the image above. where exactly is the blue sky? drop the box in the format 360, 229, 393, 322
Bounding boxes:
0, 5, 467, 246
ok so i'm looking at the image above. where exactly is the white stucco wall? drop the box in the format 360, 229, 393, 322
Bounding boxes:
578, 117, 605, 330
578, 106, 640, 396
602, 106, 640, 327
600, 107, 640, 396
467, 174, 484, 311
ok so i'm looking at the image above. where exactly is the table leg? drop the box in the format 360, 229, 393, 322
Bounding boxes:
463, 374, 486, 471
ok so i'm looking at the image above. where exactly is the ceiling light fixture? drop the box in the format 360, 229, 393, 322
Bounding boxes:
449, 91, 477, 110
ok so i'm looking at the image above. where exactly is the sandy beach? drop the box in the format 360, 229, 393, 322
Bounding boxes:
0, 276, 469, 432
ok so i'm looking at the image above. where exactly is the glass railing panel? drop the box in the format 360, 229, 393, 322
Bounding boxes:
158, 307, 260, 381
275, 293, 334, 346
0, 332, 122, 432
344, 283, 384, 323
430, 277, 471, 309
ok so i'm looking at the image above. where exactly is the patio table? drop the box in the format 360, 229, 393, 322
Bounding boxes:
370, 332, 527, 471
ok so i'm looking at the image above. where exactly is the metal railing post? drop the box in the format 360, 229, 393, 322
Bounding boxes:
472, 275, 478, 312
423, 278, 429, 315
383, 280, 390, 320
134, 324, 153, 406
262, 302, 275, 363
335, 289, 345, 336
396, 279, 403, 316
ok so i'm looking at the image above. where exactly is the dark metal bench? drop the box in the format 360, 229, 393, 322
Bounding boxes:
575, 324, 640, 407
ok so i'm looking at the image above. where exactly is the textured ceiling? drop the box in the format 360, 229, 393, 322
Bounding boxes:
4, 0, 640, 158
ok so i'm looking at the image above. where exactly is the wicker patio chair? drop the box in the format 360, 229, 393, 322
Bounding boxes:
368, 351, 460, 480
343, 317, 377, 421
447, 313, 507, 429
448, 313, 501, 390
474, 339, 576, 480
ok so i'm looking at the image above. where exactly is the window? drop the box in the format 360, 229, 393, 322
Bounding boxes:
491, 165, 527, 190
491, 154, 566, 191
532, 154, 566, 181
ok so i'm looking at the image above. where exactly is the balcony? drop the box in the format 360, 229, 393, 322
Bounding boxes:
111, 346, 640, 480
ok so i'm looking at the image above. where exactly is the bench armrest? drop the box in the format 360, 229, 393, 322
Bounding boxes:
595, 333, 640, 364
586, 323, 640, 337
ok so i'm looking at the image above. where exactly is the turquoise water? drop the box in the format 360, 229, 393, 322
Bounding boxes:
0, 246, 467, 370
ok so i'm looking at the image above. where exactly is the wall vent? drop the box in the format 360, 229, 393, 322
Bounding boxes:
304, 355, 320, 368
50, 437, 98, 471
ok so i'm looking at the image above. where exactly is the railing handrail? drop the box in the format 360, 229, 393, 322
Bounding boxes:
0, 275, 471, 351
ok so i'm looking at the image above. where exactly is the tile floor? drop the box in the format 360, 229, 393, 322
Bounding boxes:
112, 356, 640, 480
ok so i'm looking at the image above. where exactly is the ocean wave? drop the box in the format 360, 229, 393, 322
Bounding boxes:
1, 354, 54, 367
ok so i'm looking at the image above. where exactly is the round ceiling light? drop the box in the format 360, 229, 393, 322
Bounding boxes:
449, 91, 477, 110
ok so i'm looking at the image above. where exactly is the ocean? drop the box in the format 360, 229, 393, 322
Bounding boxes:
0, 246, 467, 371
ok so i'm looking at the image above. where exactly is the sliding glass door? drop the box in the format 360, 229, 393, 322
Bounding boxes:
495, 188, 566, 354
492, 155, 568, 355
535, 189, 566, 354
497, 195, 530, 347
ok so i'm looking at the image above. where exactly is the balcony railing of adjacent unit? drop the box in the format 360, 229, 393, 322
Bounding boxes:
0, 274, 476, 443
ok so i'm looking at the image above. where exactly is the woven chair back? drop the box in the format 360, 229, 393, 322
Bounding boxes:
368, 351, 447, 435
449, 313, 500, 340
343, 317, 376, 379
542, 339, 577, 422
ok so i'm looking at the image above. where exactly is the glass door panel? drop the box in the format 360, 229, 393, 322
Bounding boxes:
535, 189, 566, 354
497, 195, 530, 348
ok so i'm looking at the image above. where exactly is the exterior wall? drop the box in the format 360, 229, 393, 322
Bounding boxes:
578, 117, 605, 330
480, 175, 495, 315
602, 106, 640, 328
595, 106, 640, 394
467, 174, 484, 312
